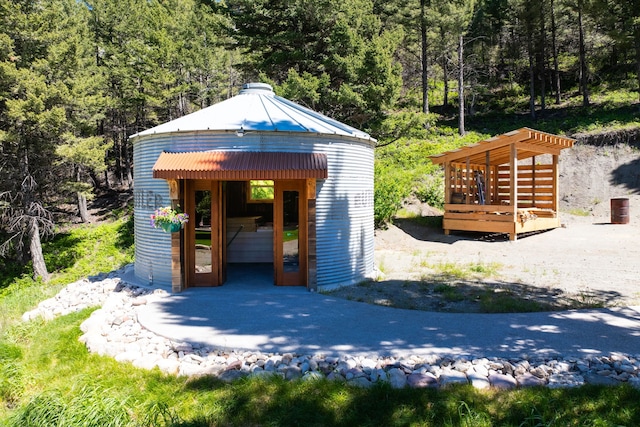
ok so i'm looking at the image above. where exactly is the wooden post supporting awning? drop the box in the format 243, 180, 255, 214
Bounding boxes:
152, 151, 328, 180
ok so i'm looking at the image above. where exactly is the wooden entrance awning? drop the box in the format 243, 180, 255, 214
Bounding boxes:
152, 151, 328, 180
429, 127, 575, 166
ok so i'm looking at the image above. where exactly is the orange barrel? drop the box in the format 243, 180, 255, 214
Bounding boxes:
611, 198, 630, 224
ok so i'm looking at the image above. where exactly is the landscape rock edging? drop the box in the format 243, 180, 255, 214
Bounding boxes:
21, 269, 640, 390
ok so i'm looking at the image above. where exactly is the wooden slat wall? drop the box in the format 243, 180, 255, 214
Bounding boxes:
447, 162, 495, 205
497, 163, 555, 208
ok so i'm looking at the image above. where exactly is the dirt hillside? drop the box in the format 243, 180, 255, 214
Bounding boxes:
559, 141, 640, 221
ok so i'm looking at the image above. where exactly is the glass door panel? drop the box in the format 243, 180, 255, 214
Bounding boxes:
194, 190, 212, 274
275, 180, 306, 286
186, 180, 224, 287
282, 190, 299, 274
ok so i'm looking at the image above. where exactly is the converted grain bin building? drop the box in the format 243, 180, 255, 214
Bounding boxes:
131, 83, 375, 292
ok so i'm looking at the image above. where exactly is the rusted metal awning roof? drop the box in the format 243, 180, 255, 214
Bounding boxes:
152, 151, 328, 180
429, 128, 575, 166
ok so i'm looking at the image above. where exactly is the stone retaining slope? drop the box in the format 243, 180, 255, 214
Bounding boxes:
22, 269, 640, 390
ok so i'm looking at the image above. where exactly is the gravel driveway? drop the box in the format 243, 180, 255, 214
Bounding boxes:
372, 205, 640, 308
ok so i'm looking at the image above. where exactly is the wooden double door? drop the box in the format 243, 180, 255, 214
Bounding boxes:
184, 179, 308, 288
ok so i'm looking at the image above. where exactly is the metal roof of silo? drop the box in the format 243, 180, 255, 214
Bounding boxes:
131, 82, 374, 141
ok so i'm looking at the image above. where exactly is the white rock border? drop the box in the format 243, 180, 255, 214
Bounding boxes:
21, 267, 640, 389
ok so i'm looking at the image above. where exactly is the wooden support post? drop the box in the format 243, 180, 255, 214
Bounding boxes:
211, 181, 224, 287
492, 165, 498, 205
509, 143, 518, 240
531, 156, 536, 207
485, 151, 491, 204
171, 230, 182, 292
466, 157, 471, 204
552, 154, 559, 212
170, 180, 184, 292
444, 161, 451, 204
307, 179, 317, 291
453, 166, 456, 194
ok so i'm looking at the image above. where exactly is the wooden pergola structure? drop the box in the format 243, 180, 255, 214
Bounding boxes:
429, 128, 575, 240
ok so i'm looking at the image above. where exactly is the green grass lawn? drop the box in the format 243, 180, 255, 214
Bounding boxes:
283, 228, 298, 242
3, 306, 640, 426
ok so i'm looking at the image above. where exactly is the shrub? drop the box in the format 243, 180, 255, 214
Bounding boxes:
413, 170, 445, 209
374, 162, 412, 228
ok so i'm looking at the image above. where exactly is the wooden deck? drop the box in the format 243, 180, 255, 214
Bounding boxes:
443, 205, 560, 240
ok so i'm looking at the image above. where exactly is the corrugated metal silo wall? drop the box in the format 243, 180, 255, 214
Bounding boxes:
312, 139, 375, 288
132, 134, 174, 289
132, 131, 374, 289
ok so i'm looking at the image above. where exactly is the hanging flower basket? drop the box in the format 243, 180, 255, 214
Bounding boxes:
150, 206, 189, 233
160, 222, 183, 233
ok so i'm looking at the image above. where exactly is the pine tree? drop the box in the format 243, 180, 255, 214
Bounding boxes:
225, 0, 402, 131
0, 0, 66, 280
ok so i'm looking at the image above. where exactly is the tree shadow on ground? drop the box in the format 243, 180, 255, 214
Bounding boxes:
462, 103, 640, 142
327, 276, 630, 314
115, 215, 134, 249
392, 217, 553, 244
89, 189, 133, 220
174, 373, 640, 426
42, 232, 83, 273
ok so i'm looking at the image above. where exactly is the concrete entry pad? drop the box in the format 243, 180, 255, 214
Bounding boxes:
136, 284, 640, 359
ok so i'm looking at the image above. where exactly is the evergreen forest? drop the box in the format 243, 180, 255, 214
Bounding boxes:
2, 0, 640, 280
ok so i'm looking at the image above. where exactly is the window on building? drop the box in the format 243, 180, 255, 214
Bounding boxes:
248, 180, 274, 202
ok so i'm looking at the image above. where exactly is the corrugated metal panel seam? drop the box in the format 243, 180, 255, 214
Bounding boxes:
152, 151, 328, 180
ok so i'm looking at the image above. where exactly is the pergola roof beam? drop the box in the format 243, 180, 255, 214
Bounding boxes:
429, 128, 574, 166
